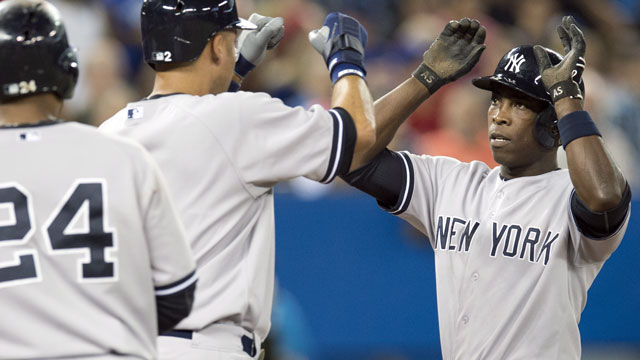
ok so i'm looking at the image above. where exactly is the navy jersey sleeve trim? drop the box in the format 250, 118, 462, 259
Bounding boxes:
156, 278, 196, 333
155, 270, 198, 296
387, 151, 415, 215
341, 149, 414, 215
320, 108, 356, 183
571, 182, 632, 240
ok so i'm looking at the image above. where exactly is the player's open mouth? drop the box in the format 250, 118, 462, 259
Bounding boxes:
490, 133, 511, 147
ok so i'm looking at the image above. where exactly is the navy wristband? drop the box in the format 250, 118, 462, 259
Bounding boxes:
330, 63, 365, 83
228, 81, 241, 92
234, 54, 255, 78
557, 111, 601, 149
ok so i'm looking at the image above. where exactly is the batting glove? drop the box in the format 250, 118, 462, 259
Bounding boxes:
413, 18, 486, 94
308, 12, 368, 84
533, 16, 586, 103
229, 13, 284, 92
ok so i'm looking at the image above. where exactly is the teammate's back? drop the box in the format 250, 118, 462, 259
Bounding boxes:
0, 1, 197, 359
101, 1, 376, 358
0, 122, 195, 359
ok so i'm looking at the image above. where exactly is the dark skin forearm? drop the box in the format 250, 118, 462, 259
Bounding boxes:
555, 98, 626, 211
364, 77, 431, 163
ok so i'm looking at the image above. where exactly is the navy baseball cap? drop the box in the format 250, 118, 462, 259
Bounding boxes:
472, 45, 562, 104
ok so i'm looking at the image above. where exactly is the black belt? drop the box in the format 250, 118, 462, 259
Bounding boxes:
161, 330, 257, 357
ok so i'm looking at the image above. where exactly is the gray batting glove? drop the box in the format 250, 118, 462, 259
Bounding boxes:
235, 13, 285, 76
413, 18, 486, 94
308, 26, 330, 55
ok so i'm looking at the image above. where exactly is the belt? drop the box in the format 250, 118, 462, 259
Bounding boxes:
162, 330, 257, 357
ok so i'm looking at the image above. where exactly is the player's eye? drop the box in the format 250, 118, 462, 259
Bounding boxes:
490, 95, 499, 105
513, 101, 533, 111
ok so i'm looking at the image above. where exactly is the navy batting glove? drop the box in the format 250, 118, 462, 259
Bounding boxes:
309, 12, 368, 84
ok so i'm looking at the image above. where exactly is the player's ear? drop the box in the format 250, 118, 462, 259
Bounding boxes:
209, 34, 225, 65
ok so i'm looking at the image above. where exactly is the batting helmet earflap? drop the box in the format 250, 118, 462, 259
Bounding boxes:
0, 0, 79, 103
472, 45, 585, 149
141, 0, 257, 66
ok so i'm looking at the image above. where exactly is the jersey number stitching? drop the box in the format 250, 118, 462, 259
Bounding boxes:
0, 181, 116, 288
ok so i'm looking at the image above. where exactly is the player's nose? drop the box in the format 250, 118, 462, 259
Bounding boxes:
492, 104, 511, 125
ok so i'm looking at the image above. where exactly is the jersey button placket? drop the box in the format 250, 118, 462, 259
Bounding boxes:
489, 185, 506, 219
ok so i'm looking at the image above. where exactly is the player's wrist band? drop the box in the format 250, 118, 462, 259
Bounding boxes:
412, 63, 445, 94
557, 111, 601, 149
330, 63, 366, 83
228, 81, 241, 92
327, 50, 367, 84
234, 54, 256, 78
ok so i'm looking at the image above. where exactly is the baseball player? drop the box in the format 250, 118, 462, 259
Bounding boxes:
0, 1, 196, 359
342, 16, 631, 359
99, 1, 374, 359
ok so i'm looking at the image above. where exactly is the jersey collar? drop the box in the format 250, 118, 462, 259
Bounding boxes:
0, 118, 63, 129
143, 93, 186, 101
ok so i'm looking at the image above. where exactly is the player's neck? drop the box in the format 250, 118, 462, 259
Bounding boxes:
499, 152, 559, 179
0, 94, 63, 126
150, 60, 229, 97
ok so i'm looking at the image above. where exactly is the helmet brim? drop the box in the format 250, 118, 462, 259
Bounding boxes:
472, 76, 551, 104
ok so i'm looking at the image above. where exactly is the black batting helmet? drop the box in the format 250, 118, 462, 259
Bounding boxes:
0, 0, 78, 103
472, 45, 585, 149
141, 0, 257, 66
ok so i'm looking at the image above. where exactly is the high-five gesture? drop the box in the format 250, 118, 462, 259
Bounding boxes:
413, 18, 486, 94
533, 16, 586, 102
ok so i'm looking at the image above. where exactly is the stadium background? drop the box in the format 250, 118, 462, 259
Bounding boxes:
49, 0, 639, 359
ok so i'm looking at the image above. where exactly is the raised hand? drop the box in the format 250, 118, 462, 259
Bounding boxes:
308, 12, 368, 84
413, 18, 486, 94
236, 14, 285, 68
533, 16, 586, 102
229, 14, 284, 91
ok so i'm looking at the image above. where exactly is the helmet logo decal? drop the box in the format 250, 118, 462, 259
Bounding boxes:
151, 51, 173, 62
504, 52, 525, 73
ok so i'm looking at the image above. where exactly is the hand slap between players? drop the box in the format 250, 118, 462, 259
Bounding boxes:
413, 18, 486, 94
533, 16, 586, 103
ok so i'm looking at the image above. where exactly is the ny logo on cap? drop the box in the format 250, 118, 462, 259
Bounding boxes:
504, 52, 525, 73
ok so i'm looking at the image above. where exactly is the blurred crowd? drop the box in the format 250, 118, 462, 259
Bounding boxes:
53, 0, 640, 194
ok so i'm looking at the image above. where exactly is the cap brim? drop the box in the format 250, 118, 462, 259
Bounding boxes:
472, 76, 549, 103
233, 18, 258, 30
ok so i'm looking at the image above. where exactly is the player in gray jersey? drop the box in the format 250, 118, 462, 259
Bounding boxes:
99, 1, 375, 359
342, 16, 631, 359
0, 1, 197, 359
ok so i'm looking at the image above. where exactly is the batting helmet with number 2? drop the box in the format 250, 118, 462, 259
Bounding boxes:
141, 0, 257, 66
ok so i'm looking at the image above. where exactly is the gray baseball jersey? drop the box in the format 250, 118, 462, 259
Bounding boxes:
0, 121, 196, 359
99, 92, 353, 341
387, 152, 629, 359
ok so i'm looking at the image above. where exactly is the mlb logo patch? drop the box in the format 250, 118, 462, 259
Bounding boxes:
18, 131, 41, 142
127, 106, 144, 120
3, 83, 20, 95
152, 51, 171, 62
